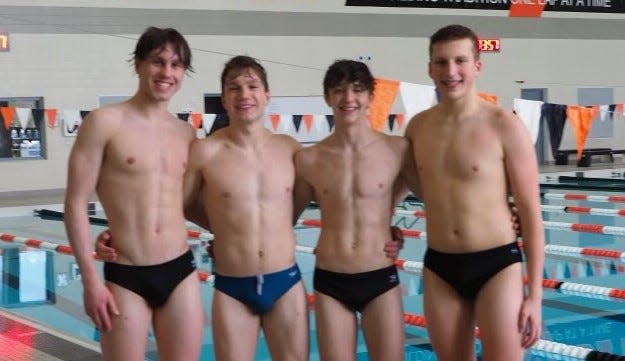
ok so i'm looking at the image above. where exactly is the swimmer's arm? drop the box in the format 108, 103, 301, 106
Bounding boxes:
64, 111, 120, 330
293, 177, 315, 225
182, 139, 211, 230
64, 112, 107, 282
402, 117, 423, 200
502, 113, 545, 298
293, 148, 315, 224
400, 149, 422, 203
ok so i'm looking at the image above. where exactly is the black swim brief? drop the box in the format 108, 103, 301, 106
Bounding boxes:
313, 265, 399, 312
423, 241, 523, 301
104, 249, 196, 308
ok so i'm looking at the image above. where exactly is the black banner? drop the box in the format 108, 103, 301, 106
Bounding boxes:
345, 0, 625, 13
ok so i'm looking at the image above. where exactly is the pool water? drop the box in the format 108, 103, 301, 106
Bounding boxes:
1, 186, 624, 360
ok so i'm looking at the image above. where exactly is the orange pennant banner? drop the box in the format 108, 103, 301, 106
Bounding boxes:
566, 105, 598, 159
369, 78, 400, 132
45, 108, 58, 128
478, 92, 498, 104
395, 114, 405, 129
303, 114, 313, 132
1, 107, 15, 130
190, 112, 202, 129
269, 114, 280, 131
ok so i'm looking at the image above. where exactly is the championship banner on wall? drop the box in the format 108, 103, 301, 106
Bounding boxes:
345, 0, 625, 14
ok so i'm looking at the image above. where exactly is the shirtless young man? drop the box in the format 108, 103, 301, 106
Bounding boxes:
404, 24, 544, 361
64, 27, 203, 361
182, 55, 309, 361
294, 60, 412, 361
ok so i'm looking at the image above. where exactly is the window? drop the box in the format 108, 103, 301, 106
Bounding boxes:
0, 97, 46, 159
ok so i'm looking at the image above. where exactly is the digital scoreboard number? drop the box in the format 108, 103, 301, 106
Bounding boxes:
478, 38, 501, 53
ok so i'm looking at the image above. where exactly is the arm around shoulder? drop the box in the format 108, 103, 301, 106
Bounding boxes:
501, 112, 544, 298
183, 139, 211, 230
64, 110, 113, 282
293, 148, 315, 225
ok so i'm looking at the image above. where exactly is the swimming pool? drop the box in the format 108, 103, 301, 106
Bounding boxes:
1, 173, 625, 360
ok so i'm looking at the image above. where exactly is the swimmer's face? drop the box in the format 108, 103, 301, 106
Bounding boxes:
429, 38, 482, 100
135, 43, 185, 102
325, 81, 372, 124
221, 68, 270, 124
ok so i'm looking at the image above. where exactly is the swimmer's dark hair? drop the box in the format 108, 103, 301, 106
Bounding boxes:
220, 55, 269, 93
429, 24, 480, 60
132, 26, 193, 72
323, 59, 374, 96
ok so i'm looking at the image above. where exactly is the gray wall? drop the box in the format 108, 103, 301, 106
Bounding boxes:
1, 1, 624, 192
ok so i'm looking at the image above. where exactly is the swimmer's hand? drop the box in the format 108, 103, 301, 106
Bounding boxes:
83, 279, 120, 333
383, 226, 405, 259
510, 202, 522, 237
518, 294, 542, 348
94, 229, 117, 262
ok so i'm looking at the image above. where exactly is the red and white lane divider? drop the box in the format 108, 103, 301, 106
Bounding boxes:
392, 210, 625, 238
0, 230, 213, 254
541, 204, 625, 217
301, 217, 625, 241
300, 220, 625, 262
397, 205, 625, 218
542, 192, 625, 204
545, 244, 625, 260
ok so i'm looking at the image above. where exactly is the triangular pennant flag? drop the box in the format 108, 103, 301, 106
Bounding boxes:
190, 112, 202, 129
399, 82, 437, 120
269, 114, 280, 131
554, 264, 562, 279
513, 98, 543, 145
292, 115, 303, 133
303, 114, 313, 133
395, 114, 405, 130
478, 92, 498, 104
369, 78, 400, 132
45, 108, 58, 128
32, 109, 44, 129
388, 114, 396, 132
566, 105, 598, 159
608, 104, 617, 121
202, 114, 216, 135
15, 108, 32, 130
63, 109, 82, 136
211, 114, 229, 134
325, 115, 334, 132
596, 105, 608, 123
598, 261, 608, 276
177, 113, 190, 122
542, 103, 568, 159
563, 263, 571, 279
80, 110, 91, 121
585, 261, 594, 277
1, 107, 16, 130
